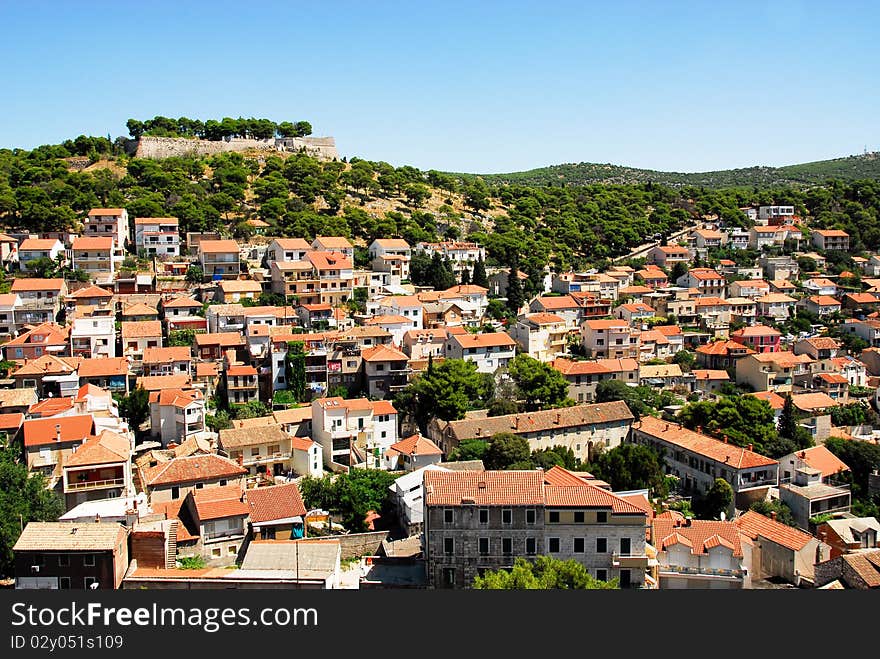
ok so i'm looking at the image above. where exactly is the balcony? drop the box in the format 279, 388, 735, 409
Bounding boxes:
612, 552, 655, 568
244, 451, 292, 466
204, 529, 245, 543
65, 476, 125, 492
658, 565, 745, 579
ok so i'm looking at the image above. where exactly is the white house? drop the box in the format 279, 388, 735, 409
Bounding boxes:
444, 331, 517, 373
134, 217, 180, 257
18, 238, 64, 272
70, 316, 116, 359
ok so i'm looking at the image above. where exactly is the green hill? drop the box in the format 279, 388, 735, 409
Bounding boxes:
465, 152, 880, 188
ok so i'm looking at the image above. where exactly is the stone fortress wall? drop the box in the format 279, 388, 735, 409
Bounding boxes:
134, 135, 339, 161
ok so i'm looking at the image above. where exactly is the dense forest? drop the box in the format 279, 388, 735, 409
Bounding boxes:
125, 115, 314, 140
2, 122, 880, 292
467, 152, 880, 189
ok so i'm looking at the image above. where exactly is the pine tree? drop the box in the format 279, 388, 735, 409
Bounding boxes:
506, 260, 524, 313
461, 267, 471, 285
472, 255, 489, 288
779, 392, 798, 439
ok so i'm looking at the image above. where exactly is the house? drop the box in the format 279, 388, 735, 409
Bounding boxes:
361, 344, 411, 399
305, 250, 354, 306
423, 469, 650, 589
728, 280, 770, 299
755, 293, 797, 320
647, 245, 691, 267
811, 373, 849, 402
23, 414, 96, 486
310, 397, 398, 468
793, 336, 840, 361
529, 295, 582, 328
119, 301, 159, 322
0, 292, 19, 338
778, 467, 851, 530
194, 331, 247, 360
735, 351, 813, 393
217, 279, 262, 303
439, 285, 489, 319
618, 285, 654, 302
246, 482, 308, 541
267, 238, 311, 263
369, 238, 411, 280
2, 322, 69, 361
801, 278, 839, 297
757, 205, 796, 224
635, 267, 670, 289
401, 328, 447, 361
632, 416, 779, 512
444, 331, 516, 373
749, 226, 784, 250
198, 239, 241, 280
71, 237, 115, 280
690, 370, 730, 394
218, 424, 299, 479
74, 357, 128, 395
296, 303, 334, 331
800, 295, 842, 317
651, 517, 748, 589
639, 363, 684, 389
120, 320, 163, 367
759, 256, 800, 282
726, 228, 751, 250
142, 346, 192, 377
841, 319, 880, 348
383, 433, 443, 472
812, 229, 850, 252
430, 401, 634, 463
769, 279, 798, 296
814, 549, 880, 589
13, 521, 129, 590
615, 302, 656, 325
692, 228, 724, 250
161, 296, 206, 332
0, 388, 39, 415
778, 445, 850, 486
509, 313, 569, 361
816, 518, 880, 558
133, 217, 179, 257
729, 324, 781, 353
311, 236, 354, 262
11, 354, 80, 398
225, 362, 259, 407
390, 464, 450, 535
843, 292, 880, 313
18, 238, 64, 271
85, 208, 129, 251
551, 357, 639, 404
580, 319, 640, 359
638, 329, 676, 362
676, 268, 726, 298
11, 278, 67, 326
149, 388, 206, 448
139, 453, 248, 504
734, 510, 828, 587
62, 429, 133, 511
414, 240, 486, 275
694, 297, 731, 334
185, 483, 250, 565
69, 316, 115, 359
823, 355, 867, 387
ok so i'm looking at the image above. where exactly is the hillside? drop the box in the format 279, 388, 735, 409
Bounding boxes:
464, 152, 880, 189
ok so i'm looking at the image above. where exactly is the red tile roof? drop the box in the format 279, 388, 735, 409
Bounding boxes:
245, 482, 307, 523
69, 285, 114, 299
10, 278, 65, 292
361, 344, 409, 362
424, 470, 545, 506
653, 518, 743, 556
544, 485, 646, 514
143, 346, 191, 363
387, 434, 442, 456
448, 331, 516, 349
77, 357, 129, 378
64, 430, 130, 467
142, 454, 247, 487
734, 510, 815, 551
121, 320, 162, 339
191, 484, 249, 521
198, 239, 239, 253
789, 445, 850, 478
136, 374, 192, 391
23, 414, 94, 447
72, 237, 113, 250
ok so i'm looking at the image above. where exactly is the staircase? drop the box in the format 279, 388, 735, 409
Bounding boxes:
166, 521, 178, 569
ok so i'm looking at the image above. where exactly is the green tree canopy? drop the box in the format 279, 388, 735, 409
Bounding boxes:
473, 556, 618, 589
588, 443, 668, 497
677, 395, 777, 453
695, 478, 734, 519
507, 354, 572, 411
484, 433, 531, 470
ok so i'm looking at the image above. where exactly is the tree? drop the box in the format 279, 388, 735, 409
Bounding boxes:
507, 354, 571, 411
484, 432, 531, 469
285, 341, 307, 403
185, 265, 203, 283
750, 499, 798, 527
395, 358, 493, 432
824, 437, 880, 498
168, 329, 197, 347
505, 262, 524, 314
672, 350, 696, 372
403, 183, 431, 208
460, 267, 471, 285
588, 443, 668, 497
531, 445, 580, 470
299, 469, 397, 532
230, 401, 271, 419
0, 448, 64, 576
695, 478, 733, 519
677, 396, 777, 453
471, 255, 489, 288
487, 397, 519, 417
118, 387, 150, 436
447, 439, 489, 462
473, 556, 618, 589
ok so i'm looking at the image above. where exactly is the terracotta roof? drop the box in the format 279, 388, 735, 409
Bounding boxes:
756, 293, 797, 304
533, 295, 579, 310
789, 445, 850, 478
619, 302, 654, 313
10, 278, 65, 292
272, 238, 311, 250
306, 250, 352, 270
136, 374, 192, 391
807, 295, 841, 307
655, 246, 690, 254
816, 372, 848, 384
791, 392, 839, 412
687, 268, 724, 281
583, 319, 630, 330
542, 465, 592, 486
121, 302, 158, 316
836, 551, 880, 588
246, 482, 307, 523
191, 484, 249, 521
653, 325, 682, 337
694, 297, 729, 307
69, 285, 114, 299
162, 296, 201, 309
448, 331, 516, 349
313, 236, 353, 249
444, 401, 633, 442
373, 238, 410, 249
361, 344, 409, 362
19, 238, 61, 250
78, 357, 129, 378
142, 454, 246, 487
365, 314, 409, 325
731, 324, 781, 338
121, 320, 162, 339
143, 346, 191, 363
28, 396, 75, 417
371, 400, 397, 415
619, 285, 654, 295
195, 362, 219, 378
734, 510, 815, 551
134, 216, 178, 225
813, 229, 849, 237
692, 370, 730, 380
273, 406, 312, 425
4, 322, 69, 347
226, 364, 257, 377
551, 359, 612, 376
198, 239, 239, 253
12, 354, 79, 376
653, 518, 743, 557
803, 278, 837, 288
845, 292, 880, 304
748, 390, 786, 410
290, 436, 316, 451
23, 414, 94, 447
0, 412, 24, 430
219, 424, 288, 449
150, 388, 203, 409
802, 337, 840, 350
635, 416, 777, 469
72, 236, 113, 250
218, 279, 262, 293
64, 430, 130, 467
425, 470, 545, 506
88, 208, 124, 216
13, 522, 126, 551
544, 484, 645, 513
194, 332, 246, 347
696, 340, 755, 356
387, 434, 442, 456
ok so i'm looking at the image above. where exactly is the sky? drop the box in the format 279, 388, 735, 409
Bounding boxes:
1, 1, 878, 173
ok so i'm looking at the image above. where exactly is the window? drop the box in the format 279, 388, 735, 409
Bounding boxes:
171, 486, 180, 499
444, 538, 454, 555
526, 538, 537, 555
444, 509, 454, 524
526, 509, 536, 525
502, 538, 512, 555
59, 577, 71, 590
548, 511, 559, 523
228, 545, 237, 555
574, 538, 585, 553
597, 512, 607, 523
502, 508, 512, 525
83, 554, 95, 567
250, 447, 260, 456
84, 577, 98, 589
620, 538, 631, 555
596, 538, 607, 553
596, 569, 608, 582
58, 555, 70, 567
212, 548, 221, 558
479, 508, 489, 524
195, 482, 204, 489
479, 537, 489, 555
441, 568, 456, 588
548, 538, 560, 553
574, 511, 585, 523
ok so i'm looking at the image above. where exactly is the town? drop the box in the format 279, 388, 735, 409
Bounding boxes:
1, 196, 878, 592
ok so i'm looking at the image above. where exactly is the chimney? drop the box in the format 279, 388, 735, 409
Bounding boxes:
770, 511, 777, 522
514, 417, 519, 430
555, 412, 561, 425
55, 424, 61, 442
236, 454, 243, 466
747, 443, 753, 452
723, 435, 728, 444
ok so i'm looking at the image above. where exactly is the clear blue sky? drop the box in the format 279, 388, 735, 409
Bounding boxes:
1, 1, 877, 173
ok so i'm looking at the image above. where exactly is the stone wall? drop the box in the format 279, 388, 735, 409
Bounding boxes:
299, 530, 387, 559
134, 135, 338, 161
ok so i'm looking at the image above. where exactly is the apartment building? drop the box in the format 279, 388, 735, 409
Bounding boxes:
198, 239, 241, 280
509, 313, 568, 361
444, 331, 517, 373
310, 397, 398, 468
580, 319, 640, 359
134, 217, 180, 257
